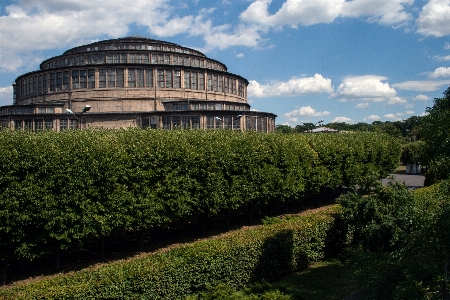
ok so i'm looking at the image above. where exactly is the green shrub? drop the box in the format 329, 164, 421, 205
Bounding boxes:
0, 206, 340, 299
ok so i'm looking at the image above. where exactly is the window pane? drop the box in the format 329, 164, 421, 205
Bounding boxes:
116, 68, 124, 87
99, 69, 106, 88
128, 68, 135, 87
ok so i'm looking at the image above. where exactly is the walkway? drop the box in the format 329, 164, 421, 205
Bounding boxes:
381, 172, 425, 190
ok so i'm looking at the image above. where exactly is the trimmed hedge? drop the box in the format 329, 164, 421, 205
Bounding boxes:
0, 205, 340, 299
0, 129, 400, 264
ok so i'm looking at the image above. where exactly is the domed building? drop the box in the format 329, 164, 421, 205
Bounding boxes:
0, 37, 276, 132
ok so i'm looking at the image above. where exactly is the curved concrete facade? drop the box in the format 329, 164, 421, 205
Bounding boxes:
1, 37, 276, 131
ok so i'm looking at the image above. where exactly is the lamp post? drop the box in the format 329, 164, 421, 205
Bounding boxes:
66, 105, 91, 129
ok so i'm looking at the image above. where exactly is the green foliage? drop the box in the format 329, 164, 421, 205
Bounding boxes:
338, 179, 450, 299
419, 87, 450, 183
0, 129, 400, 266
400, 140, 424, 164
0, 206, 339, 299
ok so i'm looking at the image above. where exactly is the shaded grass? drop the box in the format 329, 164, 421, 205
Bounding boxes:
257, 258, 360, 300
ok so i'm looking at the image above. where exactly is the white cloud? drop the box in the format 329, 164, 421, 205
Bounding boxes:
331, 116, 353, 123
240, 0, 413, 28
416, 0, 450, 37
393, 80, 450, 92
429, 67, 450, 78
284, 106, 330, 122
387, 97, 408, 105
433, 55, 450, 61
405, 110, 415, 114
236, 53, 245, 58
248, 74, 333, 98
384, 113, 404, 121
356, 103, 369, 108
0, 86, 13, 106
341, 0, 414, 26
364, 114, 380, 122
331, 75, 397, 102
240, 0, 343, 28
412, 94, 429, 101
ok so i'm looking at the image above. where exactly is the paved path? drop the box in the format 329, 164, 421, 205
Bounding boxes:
381, 173, 425, 190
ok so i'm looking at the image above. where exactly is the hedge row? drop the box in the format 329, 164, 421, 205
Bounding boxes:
0, 205, 340, 299
0, 129, 400, 263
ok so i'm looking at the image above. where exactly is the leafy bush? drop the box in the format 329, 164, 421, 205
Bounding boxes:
0, 206, 339, 299
338, 180, 450, 299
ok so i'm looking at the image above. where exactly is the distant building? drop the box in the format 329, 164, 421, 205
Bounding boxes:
1, 37, 276, 131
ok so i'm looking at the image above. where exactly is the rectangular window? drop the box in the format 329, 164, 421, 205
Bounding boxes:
206, 116, 214, 129
69, 119, 78, 130
128, 68, 135, 87
44, 119, 53, 130
165, 55, 170, 64
43, 74, 47, 93
108, 69, 115, 87
212, 75, 219, 92
14, 120, 23, 130
116, 68, 124, 87
218, 75, 223, 92
129, 54, 136, 63
165, 70, 172, 88
225, 78, 229, 94
192, 72, 198, 90
184, 71, 190, 89
208, 74, 213, 91
50, 73, 56, 91
157, 70, 165, 87
162, 116, 171, 129
137, 69, 144, 87
198, 73, 204, 90
107, 54, 113, 63
233, 116, 241, 130
121, 54, 127, 63
172, 116, 181, 128
174, 70, 181, 88
238, 81, 244, 97
63, 72, 69, 90
232, 79, 236, 95
88, 69, 95, 88
143, 54, 149, 64
24, 120, 33, 130
136, 54, 142, 63
224, 116, 232, 129
192, 116, 200, 129
1, 120, 9, 129
150, 117, 158, 129
207, 103, 214, 110
215, 103, 222, 110
33, 76, 38, 94
72, 70, 80, 89
34, 119, 43, 131
60, 119, 68, 131
113, 54, 120, 63
80, 70, 87, 88
56, 72, 63, 91
182, 116, 190, 129
99, 69, 106, 88
145, 69, 153, 87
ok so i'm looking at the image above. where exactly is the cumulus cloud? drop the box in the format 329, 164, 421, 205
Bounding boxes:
236, 53, 245, 58
331, 116, 353, 123
0, 86, 13, 106
384, 113, 404, 121
416, 0, 450, 37
341, 0, 414, 26
240, 0, 413, 28
429, 67, 450, 78
364, 114, 380, 122
240, 0, 343, 28
412, 94, 430, 101
331, 75, 398, 103
405, 110, 415, 114
433, 55, 450, 61
248, 74, 333, 98
284, 106, 330, 122
387, 97, 408, 105
356, 103, 369, 108
392, 80, 450, 92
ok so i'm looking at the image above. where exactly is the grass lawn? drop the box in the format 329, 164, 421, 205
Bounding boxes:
265, 258, 361, 300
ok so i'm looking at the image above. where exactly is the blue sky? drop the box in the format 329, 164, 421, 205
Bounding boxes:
1, 0, 450, 126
